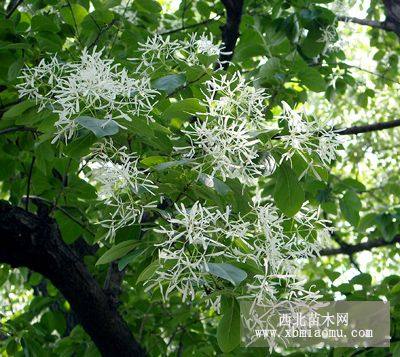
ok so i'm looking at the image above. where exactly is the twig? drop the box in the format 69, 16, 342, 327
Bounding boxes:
66, 0, 83, 46
160, 15, 221, 35
0, 126, 38, 136
89, 18, 117, 50
23, 195, 95, 237
349, 255, 362, 273
25, 156, 35, 211
167, 71, 208, 98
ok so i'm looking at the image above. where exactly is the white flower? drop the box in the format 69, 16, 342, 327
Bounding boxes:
177, 116, 271, 184
182, 33, 223, 65
279, 101, 341, 170
201, 72, 269, 127
16, 56, 62, 110
148, 202, 232, 301
89, 140, 158, 240
138, 34, 181, 66
148, 198, 329, 307
18, 48, 158, 143
196, 33, 221, 56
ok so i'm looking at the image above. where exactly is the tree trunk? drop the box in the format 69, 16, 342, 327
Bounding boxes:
0, 200, 145, 357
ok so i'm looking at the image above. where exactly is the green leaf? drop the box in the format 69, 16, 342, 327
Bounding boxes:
60, 3, 88, 26
350, 273, 372, 286
3, 101, 36, 118
335, 283, 353, 294
324, 269, 340, 282
273, 162, 305, 217
76, 116, 119, 137
31, 15, 60, 33
358, 213, 377, 232
141, 156, 169, 167
258, 57, 282, 84
118, 248, 147, 271
136, 0, 162, 13
341, 178, 366, 193
63, 134, 96, 159
96, 240, 139, 265
162, 98, 206, 124
217, 296, 240, 353
340, 190, 361, 226
298, 67, 326, 92
301, 28, 325, 58
137, 260, 159, 283
198, 174, 232, 196
205, 263, 247, 286
154, 158, 192, 171
152, 73, 186, 95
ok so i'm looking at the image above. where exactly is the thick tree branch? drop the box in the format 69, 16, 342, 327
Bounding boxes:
338, 1, 400, 37
337, 118, 400, 135
337, 16, 396, 32
5, 0, 23, 18
0, 201, 145, 357
219, 0, 244, 69
321, 235, 400, 256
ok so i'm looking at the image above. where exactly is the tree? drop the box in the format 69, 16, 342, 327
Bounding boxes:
0, 0, 400, 355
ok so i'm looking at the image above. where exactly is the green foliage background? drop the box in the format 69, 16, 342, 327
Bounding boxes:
1, 0, 400, 355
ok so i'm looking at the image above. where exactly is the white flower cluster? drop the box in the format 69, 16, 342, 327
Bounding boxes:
17, 48, 158, 143
175, 72, 275, 185
201, 72, 269, 127
280, 101, 341, 175
138, 33, 224, 68
319, 24, 348, 53
148, 199, 329, 308
89, 140, 157, 240
178, 116, 274, 184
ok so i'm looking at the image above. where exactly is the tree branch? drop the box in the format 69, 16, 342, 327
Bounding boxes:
219, 0, 244, 69
0, 200, 145, 356
337, 118, 400, 135
320, 235, 400, 256
5, 0, 23, 19
160, 15, 221, 35
337, 16, 395, 31
338, 1, 400, 37
0, 126, 38, 136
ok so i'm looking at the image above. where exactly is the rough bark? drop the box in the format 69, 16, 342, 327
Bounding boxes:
219, 0, 244, 69
0, 200, 145, 357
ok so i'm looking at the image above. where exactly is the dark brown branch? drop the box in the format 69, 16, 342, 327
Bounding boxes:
104, 262, 126, 308
5, 0, 23, 19
320, 235, 400, 256
0, 201, 145, 356
337, 16, 395, 31
88, 18, 117, 49
219, 0, 244, 69
25, 156, 35, 211
337, 119, 400, 135
160, 15, 221, 35
338, 1, 400, 38
0, 126, 38, 136
383, 0, 400, 37
24, 195, 95, 237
